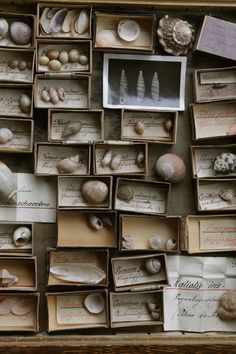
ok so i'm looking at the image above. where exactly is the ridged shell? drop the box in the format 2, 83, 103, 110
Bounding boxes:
145, 257, 161, 274
149, 236, 165, 250
0, 160, 17, 201
75, 10, 89, 35
214, 153, 236, 174
137, 70, 145, 101
41, 89, 50, 102
218, 188, 235, 202
134, 121, 145, 135
56, 155, 80, 174
48, 8, 68, 33
11, 298, 34, 316
165, 238, 177, 250
9, 21, 32, 45
88, 214, 103, 230
151, 72, 160, 101
136, 150, 145, 168
62, 121, 82, 138
119, 69, 128, 104
0, 128, 13, 144
122, 235, 135, 250
81, 179, 109, 204
62, 9, 78, 33
0, 269, 19, 288
96, 30, 116, 47
49, 88, 59, 104
117, 19, 140, 42
57, 88, 65, 101
117, 184, 134, 202
0, 18, 9, 39
155, 153, 186, 183
84, 293, 105, 314
218, 292, 236, 320
13, 226, 32, 247
19, 94, 31, 113
110, 154, 122, 170
101, 150, 112, 168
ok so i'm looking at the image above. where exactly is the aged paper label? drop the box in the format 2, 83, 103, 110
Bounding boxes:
198, 181, 236, 211
200, 219, 236, 250
0, 120, 31, 151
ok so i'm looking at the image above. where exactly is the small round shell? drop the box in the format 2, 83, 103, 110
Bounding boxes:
19, 94, 31, 113
218, 188, 235, 202
68, 48, 79, 62
151, 311, 160, 321
136, 150, 145, 168
117, 19, 140, 42
62, 121, 82, 138
149, 236, 165, 250
81, 179, 109, 204
0, 128, 13, 144
110, 154, 122, 170
59, 51, 69, 64
0, 18, 9, 39
48, 59, 61, 71
47, 49, 59, 60
41, 89, 50, 102
57, 88, 65, 101
155, 153, 186, 183
38, 55, 50, 66
18, 61, 27, 71
145, 257, 161, 274
117, 184, 134, 202
9, 59, 19, 69
165, 238, 177, 250
84, 293, 105, 314
56, 155, 80, 174
101, 150, 112, 168
88, 214, 103, 230
134, 121, 145, 135
49, 88, 59, 104
78, 54, 88, 65
13, 226, 32, 247
0, 269, 19, 288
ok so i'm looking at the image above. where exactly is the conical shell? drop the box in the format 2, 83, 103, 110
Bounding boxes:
137, 70, 145, 101
13, 226, 32, 247
151, 72, 160, 101
0, 269, 19, 288
81, 179, 108, 204
218, 188, 235, 202
110, 154, 122, 170
145, 257, 161, 274
88, 214, 103, 230
117, 184, 134, 202
48, 8, 68, 33
136, 150, 145, 168
119, 69, 128, 104
100, 150, 112, 168
62, 121, 82, 138
75, 10, 89, 35
56, 155, 80, 174
0, 128, 13, 144
0, 161, 17, 201
84, 293, 105, 314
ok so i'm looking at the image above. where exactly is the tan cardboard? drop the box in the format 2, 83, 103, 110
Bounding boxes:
0, 84, 33, 118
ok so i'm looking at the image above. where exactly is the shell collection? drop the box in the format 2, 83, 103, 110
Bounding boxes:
218, 292, 236, 320
214, 153, 236, 174
38, 48, 88, 71
81, 179, 109, 204
88, 213, 112, 230
41, 87, 66, 104
56, 155, 81, 174
0, 18, 32, 46
13, 226, 32, 247
0, 269, 19, 288
100, 149, 145, 171
155, 153, 186, 183
147, 302, 161, 321
8, 59, 32, 71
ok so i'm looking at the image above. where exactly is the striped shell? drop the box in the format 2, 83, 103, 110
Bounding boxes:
218, 188, 235, 202
137, 70, 145, 101
151, 72, 160, 101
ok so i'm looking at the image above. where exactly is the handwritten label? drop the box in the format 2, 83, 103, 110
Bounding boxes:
0, 88, 32, 117
51, 250, 102, 266
0, 51, 33, 83
0, 120, 32, 151
198, 181, 236, 211
0, 224, 31, 250
200, 219, 236, 250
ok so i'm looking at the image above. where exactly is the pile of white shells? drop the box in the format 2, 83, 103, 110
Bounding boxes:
41, 87, 65, 104
38, 48, 88, 71
0, 17, 32, 45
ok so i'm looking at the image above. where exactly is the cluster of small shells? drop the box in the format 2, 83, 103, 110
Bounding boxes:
134, 119, 173, 136
38, 48, 88, 71
41, 87, 65, 104
214, 152, 236, 174
100, 149, 144, 171
218, 291, 236, 320
147, 302, 161, 321
88, 213, 112, 231
0, 17, 32, 45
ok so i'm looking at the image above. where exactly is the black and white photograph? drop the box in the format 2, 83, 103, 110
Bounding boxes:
103, 54, 187, 111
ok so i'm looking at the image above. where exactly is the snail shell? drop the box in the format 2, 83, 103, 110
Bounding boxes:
110, 154, 122, 171
62, 121, 82, 138
218, 188, 235, 202
0, 160, 17, 201
88, 214, 103, 230
19, 94, 31, 113
117, 184, 134, 202
147, 302, 161, 313
49, 88, 59, 104
136, 150, 145, 168
9, 21, 32, 45
47, 49, 59, 60
101, 150, 112, 168
57, 88, 65, 101
81, 179, 109, 204
56, 155, 80, 174
0, 18, 9, 39
151, 72, 160, 101
145, 257, 161, 274
0, 128, 13, 144
149, 236, 165, 250
38, 55, 50, 66
0, 269, 19, 288
137, 70, 145, 101
41, 89, 50, 102
165, 238, 177, 250
48, 59, 61, 71
218, 292, 236, 320
155, 153, 186, 183
13, 226, 32, 247
134, 121, 145, 135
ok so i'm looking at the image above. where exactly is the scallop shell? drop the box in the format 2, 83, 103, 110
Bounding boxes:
0, 128, 13, 144
0, 160, 17, 201
155, 153, 186, 183
96, 30, 116, 47
151, 72, 160, 101
13, 226, 32, 247
164, 119, 173, 132
81, 179, 109, 204
110, 154, 122, 170
148, 236, 165, 250
119, 69, 128, 104
137, 70, 145, 101
57, 88, 65, 101
122, 235, 135, 250
19, 94, 31, 113
11, 298, 34, 316
56, 155, 80, 174
9, 21, 32, 45
75, 10, 89, 35
0, 269, 19, 288
136, 150, 145, 168
49, 88, 59, 104
165, 238, 177, 250
117, 184, 134, 202
101, 150, 112, 168
48, 8, 68, 33
0, 18, 9, 39
84, 293, 105, 314
62, 121, 82, 138
218, 188, 235, 202
48, 59, 61, 71
41, 89, 50, 102
117, 19, 140, 42
88, 214, 103, 230
134, 121, 145, 135
62, 9, 78, 33
145, 257, 161, 274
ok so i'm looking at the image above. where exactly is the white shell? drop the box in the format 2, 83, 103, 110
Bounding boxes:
81, 180, 109, 204
96, 30, 116, 47
117, 19, 140, 42
0, 160, 17, 201
0, 18, 9, 39
56, 155, 80, 174
101, 150, 112, 168
57, 88, 65, 101
62, 9, 78, 33
136, 150, 145, 168
149, 237, 165, 250
110, 154, 122, 170
19, 94, 31, 113
79, 54, 88, 66
145, 257, 161, 274
11, 298, 34, 316
75, 10, 89, 35
84, 293, 105, 314
165, 238, 177, 250
119, 69, 128, 104
0, 128, 13, 144
137, 70, 145, 101
62, 121, 82, 138
59, 51, 69, 64
9, 21, 32, 45
0, 269, 19, 288
13, 226, 32, 247
39, 8, 51, 35
41, 89, 50, 102
88, 214, 103, 230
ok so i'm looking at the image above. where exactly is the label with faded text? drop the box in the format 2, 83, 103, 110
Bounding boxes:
200, 219, 236, 250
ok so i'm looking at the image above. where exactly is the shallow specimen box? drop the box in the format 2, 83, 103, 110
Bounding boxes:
0, 118, 34, 153
0, 12, 35, 49
0, 84, 33, 118
48, 109, 104, 143
47, 289, 109, 332
119, 214, 180, 252
37, 3, 92, 39
0, 222, 33, 257
0, 292, 39, 333
0, 256, 37, 291
57, 210, 117, 248
36, 39, 92, 74
94, 12, 155, 53
34, 74, 91, 109
121, 109, 177, 144
47, 248, 109, 289
34, 142, 91, 176
0, 48, 35, 83
114, 178, 170, 215
57, 175, 113, 210
111, 253, 169, 292
186, 214, 236, 253
196, 178, 236, 212
191, 144, 236, 179
193, 66, 236, 103
93, 141, 148, 176
110, 290, 163, 328
190, 102, 236, 141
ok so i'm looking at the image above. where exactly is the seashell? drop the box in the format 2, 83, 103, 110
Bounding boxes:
9, 59, 19, 69
218, 188, 235, 202
117, 184, 134, 202
157, 15, 195, 55
101, 150, 112, 168
68, 48, 79, 62
62, 121, 82, 138
62, 9, 78, 33
56, 155, 80, 174
47, 49, 59, 60
136, 150, 145, 168
49, 88, 59, 104
100, 214, 112, 226
38, 55, 50, 66
147, 302, 161, 313
0, 18, 9, 39
88, 214, 103, 230
227, 124, 236, 136
151, 72, 160, 101
0, 297, 17, 315
19, 94, 31, 113
137, 70, 145, 101
110, 154, 122, 171
145, 257, 161, 274
134, 121, 145, 135
48, 59, 61, 71
0, 160, 17, 201
117, 19, 140, 42
164, 119, 173, 132
122, 235, 135, 250
59, 51, 69, 64
75, 10, 89, 35
96, 30, 116, 48
119, 69, 128, 104
218, 292, 236, 320
78, 54, 88, 66
150, 311, 160, 321
18, 61, 27, 71
214, 153, 236, 174
13, 226, 32, 247
0, 128, 13, 144
81, 179, 109, 204
155, 153, 186, 183
39, 8, 51, 35
48, 8, 68, 33
11, 298, 34, 316
84, 293, 105, 314
57, 88, 65, 101
9, 21, 32, 45
165, 238, 177, 250
47, 8, 61, 20
0, 269, 19, 288
41, 89, 50, 103
149, 236, 165, 250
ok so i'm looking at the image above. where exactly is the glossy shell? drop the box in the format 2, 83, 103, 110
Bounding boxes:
13, 226, 32, 247
38, 55, 49, 66
218, 291, 236, 320
88, 214, 103, 230
68, 48, 79, 62
0, 18, 9, 39
117, 184, 134, 202
117, 19, 140, 42
155, 153, 186, 183
9, 21, 32, 45
218, 188, 235, 202
96, 30, 116, 47
0, 160, 17, 201
59, 51, 69, 64
56, 155, 80, 174
48, 59, 61, 71
145, 257, 161, 274
148, 236, 165, 250
0, 128, 13, 144
84, 293, 105, 314
19, 94, 31, 113
62, 9, 78, 33
48, 8, 68, 33
49, 88, 59, 104
0, 269, 19, 288
62, 121, 82, 138
81, 179, 109, 204
134, 121, 145, 135
78, 54, 88, 66
214, 153, 236, 174
101, 150, 112, 168
75, 10, 89, 35
110, 154, 122, 170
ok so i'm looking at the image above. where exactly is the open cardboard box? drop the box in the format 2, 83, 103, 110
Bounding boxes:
0, 84, 33, 118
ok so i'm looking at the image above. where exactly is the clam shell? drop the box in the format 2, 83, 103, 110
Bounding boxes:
145, 257, 161, 274
62, 121, 82, 138
19, 94, 31, 113
49, 88, 59, 104
56, 155, 80, 174
11, 298, 34, 316
149, 236, 165, 250
75, 10, 89, 35
0, 160, 17, 201
0, 297, 17, 315
218, 188, 235, 202
122, 235, 135, 250
62, 9, 78, 33
9, 21, 32, 45
155, 153, 186, 183
13, 226, 32, 247
84, 293, 105, 314
88, 214, 103, 230
39, 8, 51, 35
0, 18, 9, 39
134, 121, 145, 135
47, 8, 61, 20
48, 59, 61, 71
117, 184, 134, 202
137, 70, 145, 101
101, 150, 112, 168
57, 88, 65, 101
59, 51, 69, 64
41, 89, 50, 102
48, 8, 68, 33
117, 19, 140, 42
38, 55, 49, 66
110, 154, 122, 170
165, 238, 177, 250
81, 179, 109, 204
96, 30, 116, 47
0, 269, 19, 288
0, 128, 13, 144
136, 150, 145, 168
119, 69, 128, 104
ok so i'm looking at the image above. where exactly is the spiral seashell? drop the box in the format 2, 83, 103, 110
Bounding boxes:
148, 236, 165, 250
155, 153, 186, 183
0, 128, 13, 144
136, 150, 145, 168
101, 150, 112, 168
214, 153, 236, 174
119, 69, 128, 104
137, 70, 145, 101
145, 257, 161, 274
48, 59, 61, 71
122, 235, 135, 250
110, 154, 122, 171
151, 72, 160, 101
19, 94, 31, 113
49, 88, 59, 104
0, 269, 19, 288
75, 9, 89, 35
218, 188, 235, 202
164, 119, 173, 132
13, 226, 32, 247
41, 89, 50, 102
117, 184, 134, 202
134, 121, 145, 135
9, 21, 32, 45
165, 238, 177, 250
56, 155, 80, 174
0, 18, 9, 39
218, 292, 236, 320
81, 179, 109, 204
88, 214, 103, 230
0, 160, 17, 201
57, 88, 65, 101
62, 121, 82, 138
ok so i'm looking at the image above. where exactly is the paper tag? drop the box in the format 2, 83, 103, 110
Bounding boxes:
200, 219, 236, 250
198, 181, 236, 210
200, 71, 236, 85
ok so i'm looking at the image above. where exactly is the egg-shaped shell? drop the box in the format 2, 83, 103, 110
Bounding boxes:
68, 48, 79, 62
59, 51, 69, 64
84, 293, 105, 314
0, 18, 9, 38
9, 59, 19, 69
155, 153, 186, 183
19, 94, 31, 113
18, 61, 27, 70
9, 21, 32, 45
47, 49, 59, 60
81, 179, 108, 204
117, 184, 134, 202
75, 9, 89, 35
0, 128, 13, 144
38, 55, 50, 66
48, 59, 61, 71
49, 88, 59, 104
